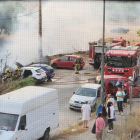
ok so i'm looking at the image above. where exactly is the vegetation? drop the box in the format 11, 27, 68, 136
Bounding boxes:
137, 29, 140, 36
0, 76, 36, 95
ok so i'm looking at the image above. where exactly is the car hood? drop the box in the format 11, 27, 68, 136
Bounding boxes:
0, 131, 15, 140
72, 94, 96, 102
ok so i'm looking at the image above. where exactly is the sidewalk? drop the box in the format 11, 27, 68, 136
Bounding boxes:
56, 100, 140, 140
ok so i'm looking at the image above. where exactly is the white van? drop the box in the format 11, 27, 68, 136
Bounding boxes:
0, 86, 59, 140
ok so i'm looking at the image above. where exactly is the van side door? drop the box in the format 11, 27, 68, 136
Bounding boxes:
17, 115, 30, 140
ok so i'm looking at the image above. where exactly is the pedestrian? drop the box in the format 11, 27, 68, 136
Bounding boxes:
116, 86, 125, 116
122, 85, 128, 106
107, 94, 115, 107
81, 100, 91, 128
116, 78, 122, 87
96, 104, 103, 116
124, 80, 130, 96
101, 106, 108, 127
106, 102, 115, 133
96, 112, 105, 140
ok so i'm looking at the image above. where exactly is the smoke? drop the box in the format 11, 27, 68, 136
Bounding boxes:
1, 0, 140, 70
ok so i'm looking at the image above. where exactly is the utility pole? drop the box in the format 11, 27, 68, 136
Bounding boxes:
100, 0, 105, 104
39, 0, 43, 62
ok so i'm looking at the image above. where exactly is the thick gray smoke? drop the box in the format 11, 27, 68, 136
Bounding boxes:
0, 1, 140, 71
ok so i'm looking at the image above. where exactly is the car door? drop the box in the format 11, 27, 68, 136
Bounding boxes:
128, 80, 139, 97
17, 115, 30, 140
57, 57, 69, 67
69, 57, 76, 68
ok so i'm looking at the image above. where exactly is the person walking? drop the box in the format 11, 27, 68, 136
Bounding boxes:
96, 113, 105, 140
101, 106, 108, 127
122, 85, 128, 106
116, 86, 125, 116
81, 100, 91, 128
74, 56, 81, 74
106, 102, 115, 133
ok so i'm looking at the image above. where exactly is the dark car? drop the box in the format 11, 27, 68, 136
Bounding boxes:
110, 27, 129, 33
30, 64, 55, 80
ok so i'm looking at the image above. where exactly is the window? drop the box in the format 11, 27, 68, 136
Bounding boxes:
109, 80, 124, 88
128, 81, 137, 87
0, 113, 19, 131
60, 57, 69, 61
75, 87, 96, 97
36, 69, 44, 73
45, 66, 53, 70
18, 115, 26, 130
23, 70, 32, 78
69, 57, 76, 61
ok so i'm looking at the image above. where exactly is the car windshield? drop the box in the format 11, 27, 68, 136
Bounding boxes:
75, 87, 96, 97
36, 69, 44, 73
95, 77, 105, 85
106, 56, 132, 67
0, 113, 19, 131
46, 66, 53, 70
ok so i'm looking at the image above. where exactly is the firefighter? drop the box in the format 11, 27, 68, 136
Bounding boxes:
74, 56, 81, 74
3, 68, 12, 81
14, 67, 20, 79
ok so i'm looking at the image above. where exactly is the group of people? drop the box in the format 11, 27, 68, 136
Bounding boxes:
81, 78, 130, 140
3, 67, 22, 82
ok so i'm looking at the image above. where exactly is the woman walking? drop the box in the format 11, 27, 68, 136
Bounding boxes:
106, 102, 115, 133
81, 100, 91, 128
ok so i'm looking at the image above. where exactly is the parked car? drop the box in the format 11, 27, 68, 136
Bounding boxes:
30, 64, 55, 80
21, 67, 47, 83
50, 55, 85, 70
110, 27, 129, 33
0, 86, 59, 140
94, 75, 140, 99
69, 83, 106, 111
135, 42, 140, 47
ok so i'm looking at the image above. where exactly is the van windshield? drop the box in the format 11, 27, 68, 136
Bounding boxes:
0, 113, 19, 131
75, 87, 96, 97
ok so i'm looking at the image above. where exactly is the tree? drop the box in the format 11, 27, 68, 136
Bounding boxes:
0, 1, 25, 36
137, 29, 140, 36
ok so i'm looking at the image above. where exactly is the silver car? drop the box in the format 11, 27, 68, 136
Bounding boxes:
69, 83, 106, 111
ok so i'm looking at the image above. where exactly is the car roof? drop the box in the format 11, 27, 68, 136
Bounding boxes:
30, 64, 49, 67
64, 55, 79, 57
106, 50, 136, 57
81, 83, 101, 89
21, 67, 41, 70
97, 75, 126, 80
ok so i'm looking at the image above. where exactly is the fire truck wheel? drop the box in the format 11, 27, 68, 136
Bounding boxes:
137, 92, 140, 98
52, 63, 57, 69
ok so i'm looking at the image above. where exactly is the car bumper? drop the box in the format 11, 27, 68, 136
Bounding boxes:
37, 77, 47, 82
69, 103, 94, 110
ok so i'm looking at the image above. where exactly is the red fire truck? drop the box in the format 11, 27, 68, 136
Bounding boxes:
104, 46, 140, 81
89, 38, 127, 69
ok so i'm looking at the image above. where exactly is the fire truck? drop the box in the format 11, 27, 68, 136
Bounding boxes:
89, 38, 127, 69
104, 46, 140, 81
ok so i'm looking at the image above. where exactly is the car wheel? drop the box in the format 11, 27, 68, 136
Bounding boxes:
69, 107, 73, 110
52, 63, 57, 69
137, 92, 140, 98
73, 65, 76, 70
42, 129, 50, 140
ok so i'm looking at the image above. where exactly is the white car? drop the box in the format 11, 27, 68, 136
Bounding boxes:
21, 67, 47, 83
69, 84, 106, 110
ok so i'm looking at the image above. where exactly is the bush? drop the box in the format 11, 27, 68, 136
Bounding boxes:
0, 76, 37, 95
